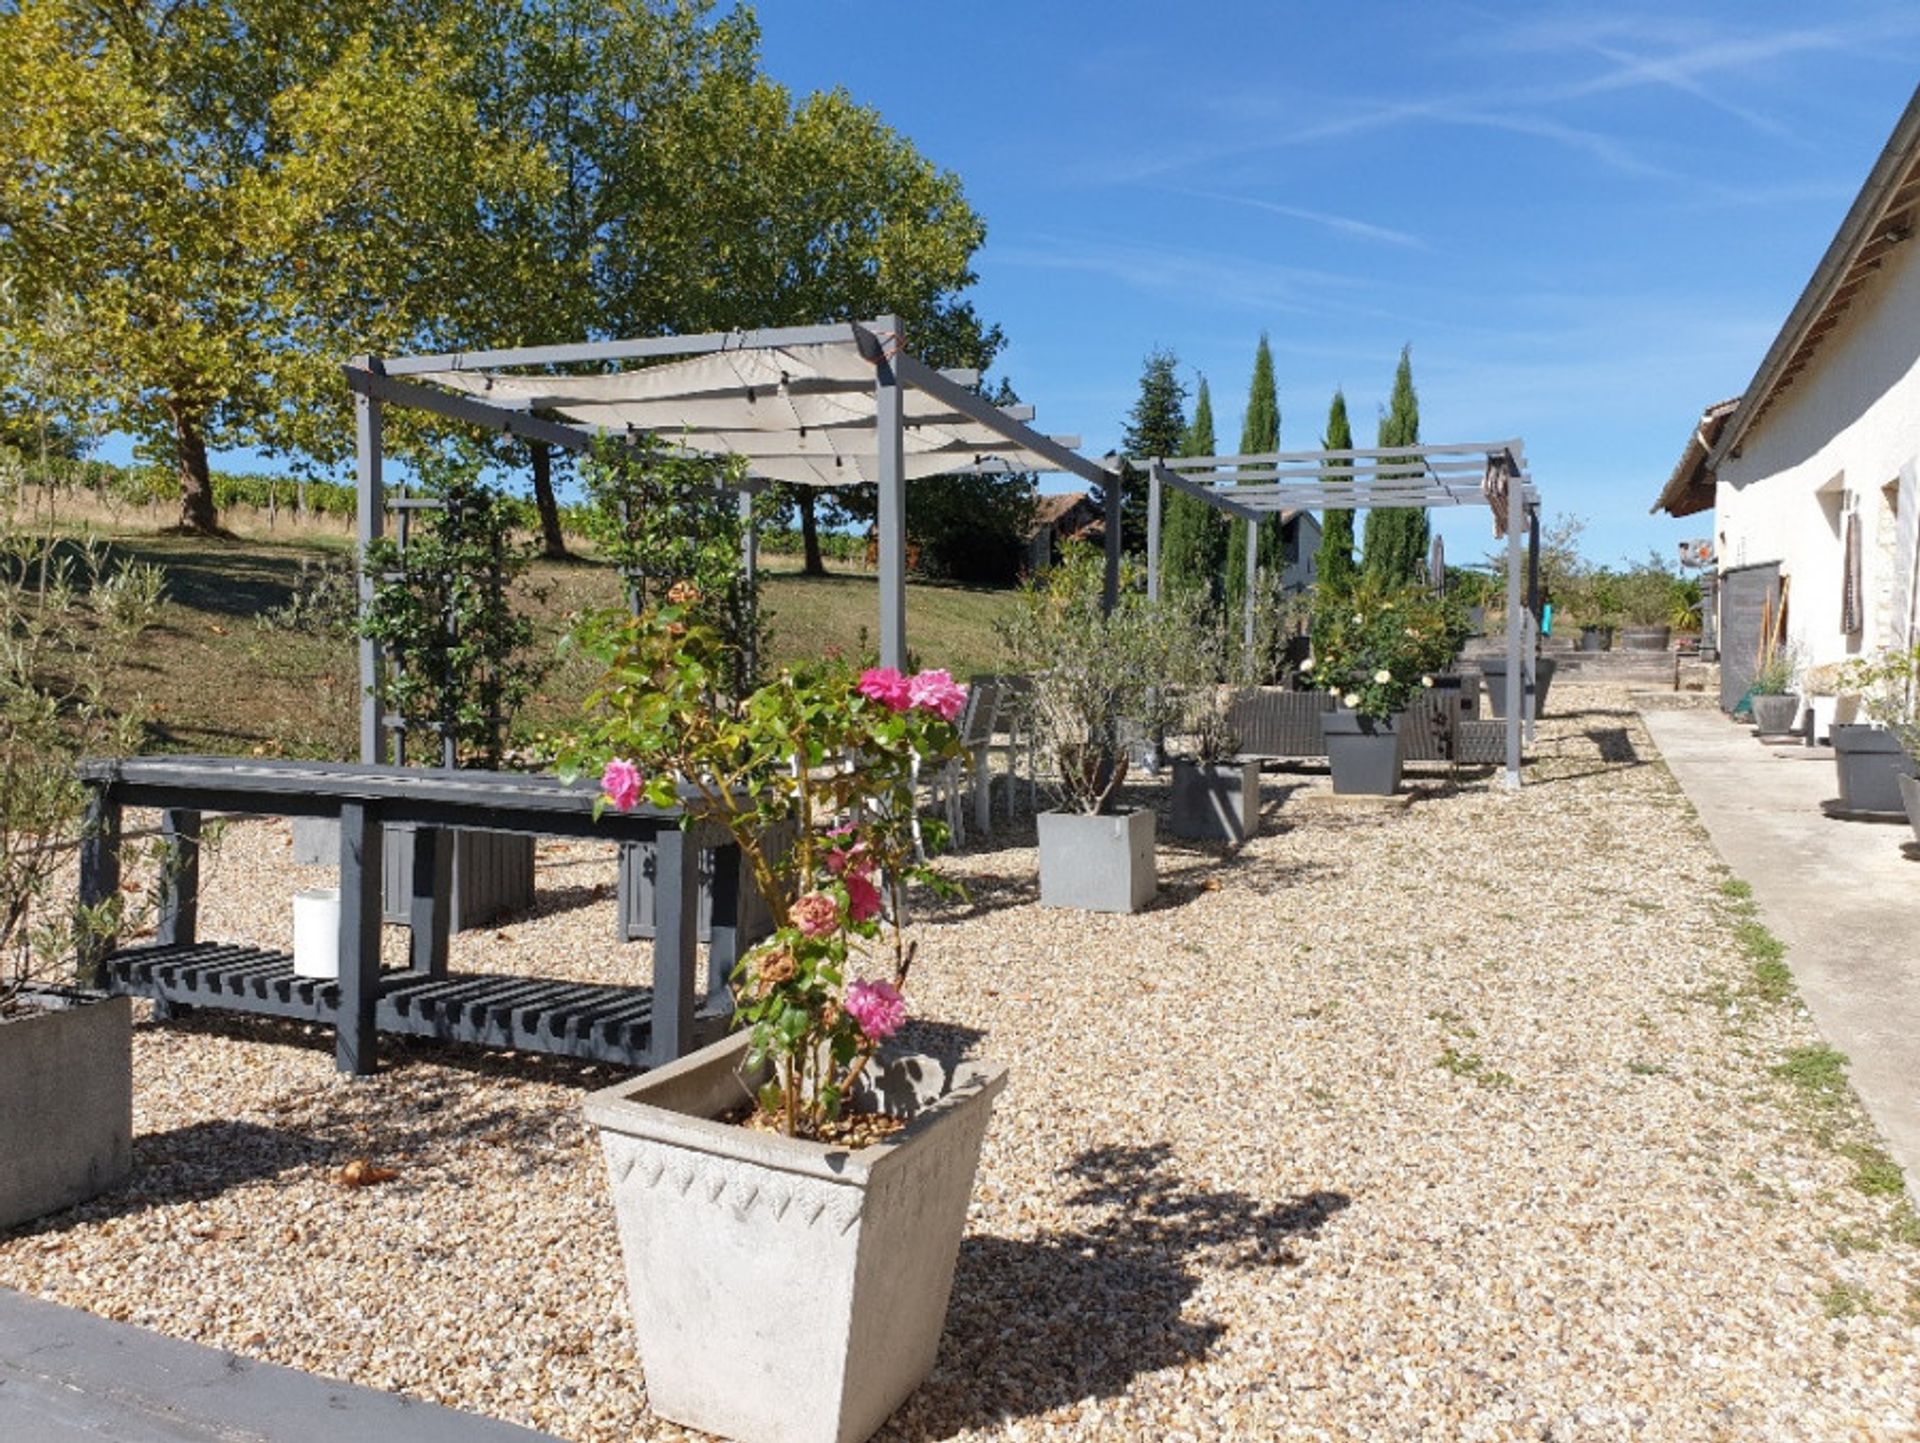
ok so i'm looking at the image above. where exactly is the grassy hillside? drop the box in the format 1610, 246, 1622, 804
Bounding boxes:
89, 527, 1018, 761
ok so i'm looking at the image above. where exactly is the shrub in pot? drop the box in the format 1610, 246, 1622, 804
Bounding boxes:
1305, 578, 1466, 795
1164, 596, 1261, 844
1748, 646, 1801, 739
1833, 646, 1920, 818
1000, 548, 1176, 910
1, 529, 163, 1226
564, 586, 994, 1443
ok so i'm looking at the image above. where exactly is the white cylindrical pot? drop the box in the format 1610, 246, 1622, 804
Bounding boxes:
292, 887, 340, 979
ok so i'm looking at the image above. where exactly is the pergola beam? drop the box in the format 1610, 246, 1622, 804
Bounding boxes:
380, 321, 874, 377
888, 349, 1119, 493
345, 365, 598, 454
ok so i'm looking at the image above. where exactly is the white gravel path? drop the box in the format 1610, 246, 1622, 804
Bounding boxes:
2, 682, 1916, 1441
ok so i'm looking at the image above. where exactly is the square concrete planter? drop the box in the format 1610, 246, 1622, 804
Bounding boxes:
583, 1032, 1007, 1443
0, 992, 132, 1230
290, 818, 534, 931
1749, 692, 1801, 739
1170, 760, 1261, 843
1830, 723, 1916, 815
1478, 657, 1557, 719
1036, 807, 1156, 912
1320, 709, 1404, 796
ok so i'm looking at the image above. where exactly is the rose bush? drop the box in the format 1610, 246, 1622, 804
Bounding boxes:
562, 590, 967, 1138
1306, 577, 1467, 722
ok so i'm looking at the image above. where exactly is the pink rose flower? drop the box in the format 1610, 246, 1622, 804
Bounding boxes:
601, 758, 643, 812
845, 979, 906, 1042
907, 668, 967, 722
844, 870, 882, 923
789, 892, 840, 938
857, 666, 912, 712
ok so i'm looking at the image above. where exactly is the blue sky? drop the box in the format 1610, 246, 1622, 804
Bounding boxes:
752, 2, 1920, 568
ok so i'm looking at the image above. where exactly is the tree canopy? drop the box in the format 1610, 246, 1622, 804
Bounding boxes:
1106, 346, 1186, 555
1315, 389, 1358, 592
1161, 374, 1225, 597
1226, 333, 1279, 607
1361, 346, 1428, 587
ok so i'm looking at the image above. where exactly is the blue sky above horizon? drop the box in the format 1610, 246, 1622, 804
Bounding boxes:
748, 1, 1920, 567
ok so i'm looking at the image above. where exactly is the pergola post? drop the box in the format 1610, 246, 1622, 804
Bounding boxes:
873, 314, 908, 670
354, 360, 385, 765
1146, 461, 1163, 603
1504, 487, 1524, 789
739, 487, 758, 684
1102, 464, 1123, 613
1243, 516, 1260, 655
1525, 504, 1541, 743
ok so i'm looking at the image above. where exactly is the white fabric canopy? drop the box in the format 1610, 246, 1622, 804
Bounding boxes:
410, 340, 1061, 487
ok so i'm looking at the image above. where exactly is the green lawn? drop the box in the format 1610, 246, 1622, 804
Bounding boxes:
90, 527, 1017, 760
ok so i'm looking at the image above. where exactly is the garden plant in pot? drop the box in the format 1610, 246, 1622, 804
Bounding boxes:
1833, 645, 1920, 825
1748, 643, 1801, 739
562, 588, 999, 1443
999, 548, 1178, 912
1305, 578, 1465, 795
1, 528, 162, 1230
1165, 594, 1260, 844
1577, 573, 1620, 652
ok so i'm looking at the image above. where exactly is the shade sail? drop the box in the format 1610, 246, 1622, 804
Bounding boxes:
408, 339, 1068, 486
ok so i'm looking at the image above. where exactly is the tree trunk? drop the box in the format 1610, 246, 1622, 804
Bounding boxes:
170, 400, 219, 535
530, 443, 569, 559
798, 489, 826, 576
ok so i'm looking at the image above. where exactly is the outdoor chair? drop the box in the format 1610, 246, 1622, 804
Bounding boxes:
1228, 688, 1337, 759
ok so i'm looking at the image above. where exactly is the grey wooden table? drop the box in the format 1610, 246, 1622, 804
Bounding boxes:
76, 757, 745, 1076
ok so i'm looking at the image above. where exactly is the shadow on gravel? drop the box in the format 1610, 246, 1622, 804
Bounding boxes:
889, 1142, 1350, 1440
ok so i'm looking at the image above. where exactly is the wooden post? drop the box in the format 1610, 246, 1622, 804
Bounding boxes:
874, 314, 908, 670
1504, 486, 1525, 789
156, 809, 200, 947
1146, 463, 1163, 603
335, 801, 384, 1075
649, 827, 701, 1066
1102, 464, 1123, 613
1243, 516, 1260, 656
76, 785, 121, 988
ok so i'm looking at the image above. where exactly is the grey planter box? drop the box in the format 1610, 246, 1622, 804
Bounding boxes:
1478, 657, 1557, 719
617, 832, 785, 946
1037, 808, 1156, 913
1830, 724, 1916, 815
0, 992, 132, 1230
1320, 709, 1404, 795
584, 1032, 1007, 1443
290, 818, 534, 931
1170, 760, 1261, 843
1899, 773, 1920, 845
1750, 692, 1801, 738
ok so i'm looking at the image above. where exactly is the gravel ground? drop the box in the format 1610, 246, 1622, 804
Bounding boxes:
3, 681, 1917, 1442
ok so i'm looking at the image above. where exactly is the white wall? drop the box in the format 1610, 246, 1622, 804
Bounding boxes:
1716, 232, 1920, 673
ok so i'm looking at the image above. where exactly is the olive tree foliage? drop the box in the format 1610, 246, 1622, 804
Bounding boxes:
0, 527, 164, 1004
0, 0, 557, 534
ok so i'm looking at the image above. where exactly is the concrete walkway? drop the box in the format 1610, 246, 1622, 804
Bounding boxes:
1642, 706, 1920, 1188
0, 1287, 557, 1442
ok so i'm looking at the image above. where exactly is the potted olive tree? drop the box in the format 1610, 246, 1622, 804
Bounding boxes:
1000, 549, 1177, 911
1, 529, 161, 1229
564, 590, 998, 1443
1833, 646, 1920, 821
1165, 595, 1260, 844
1306, 578, 1465, 795
1748, 644, 1801, 738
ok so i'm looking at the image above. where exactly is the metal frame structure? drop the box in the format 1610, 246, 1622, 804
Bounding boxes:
345, 317, 1121, 765
1138, 441, 1543, 789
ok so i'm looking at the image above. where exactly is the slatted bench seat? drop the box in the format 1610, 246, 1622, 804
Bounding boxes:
78, 756, 743, 1076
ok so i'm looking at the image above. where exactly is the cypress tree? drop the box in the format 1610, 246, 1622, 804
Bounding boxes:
1161, 375, 1224, 596
1316, 388, 1358, 592
1361, 346, 1428, 587
1226, 333, 1280, 607
1107, 347, 1187, 553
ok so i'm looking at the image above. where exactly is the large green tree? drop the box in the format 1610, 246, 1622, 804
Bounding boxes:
1161, 374, 1225, 596
1108, 347, 1187, 555
0, 0, 558, 534
1316, 389, 1358, 591
1362, 346, 1428, 586
1225, 333, 1280, 607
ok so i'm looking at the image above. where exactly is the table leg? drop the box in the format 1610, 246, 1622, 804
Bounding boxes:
408, 827, 452, 978
649, 828, 700, 1067
76, 787, 122, 989
336, 802, 384, 1076
157, 809, 201, 947
705, 843, 743, 1015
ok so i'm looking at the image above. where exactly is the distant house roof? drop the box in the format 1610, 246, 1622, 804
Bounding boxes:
1706, 84, 1920, 472
1032, 491, 1090, 528
1652, 398, 1739, 518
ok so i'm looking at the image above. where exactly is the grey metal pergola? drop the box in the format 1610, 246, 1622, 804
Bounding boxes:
1138, 441, 1543, 789
342, 317, 1123, 766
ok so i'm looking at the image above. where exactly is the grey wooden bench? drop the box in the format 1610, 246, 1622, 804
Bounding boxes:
77, 757, 743, 1076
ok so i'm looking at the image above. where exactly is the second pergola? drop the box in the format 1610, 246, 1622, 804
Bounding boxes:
1140, 442, 1544, 789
